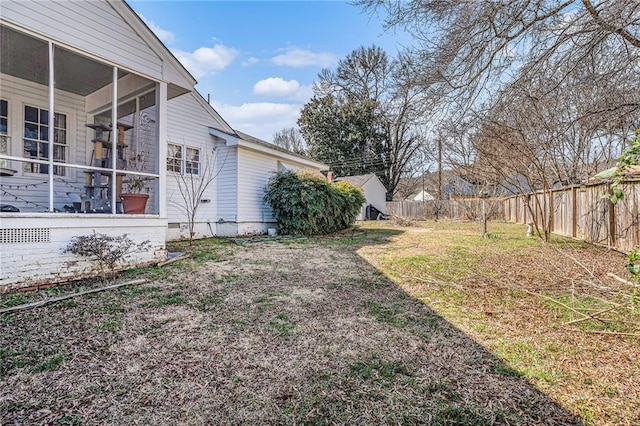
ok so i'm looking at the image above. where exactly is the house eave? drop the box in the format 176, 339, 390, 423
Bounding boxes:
112, 0, 196, 90
237, 139, 329, 170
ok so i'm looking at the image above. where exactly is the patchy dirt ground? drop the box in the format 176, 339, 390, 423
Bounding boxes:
1, 222, 638, 425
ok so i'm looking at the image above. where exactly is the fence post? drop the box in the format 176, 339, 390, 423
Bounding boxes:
609, 197, 616, 248
572, 186, 577, 238
549, 189, 555, 233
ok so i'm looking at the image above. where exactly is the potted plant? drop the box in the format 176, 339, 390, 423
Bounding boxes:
120, 145, 150, 214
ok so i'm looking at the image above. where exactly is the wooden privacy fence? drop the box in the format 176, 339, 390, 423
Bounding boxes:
503, 178, 640, 253
387, 199, 504, 221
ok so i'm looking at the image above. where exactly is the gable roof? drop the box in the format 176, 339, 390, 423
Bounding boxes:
0, 0, 196, 98
413, 190, 435, 201
115, 0, 196, 97
207, 128, 328, 170
234, 130, 328, 169
335, 173, 382, 189
191, 90, 236, 135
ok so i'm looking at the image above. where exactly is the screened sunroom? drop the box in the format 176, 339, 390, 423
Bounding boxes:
0, 25, 162, 215
0, 0, 196, 289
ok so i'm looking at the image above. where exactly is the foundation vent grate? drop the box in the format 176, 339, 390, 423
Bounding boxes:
0, 228, 51, 244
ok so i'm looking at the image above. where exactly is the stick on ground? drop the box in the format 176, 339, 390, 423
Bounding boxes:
0, 279, 148, 315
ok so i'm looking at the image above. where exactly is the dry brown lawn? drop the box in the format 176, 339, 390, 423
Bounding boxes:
1, 220, 638, 425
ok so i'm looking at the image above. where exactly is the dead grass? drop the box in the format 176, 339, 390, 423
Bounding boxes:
0, 221, 637, 424
359, 220, 640, 425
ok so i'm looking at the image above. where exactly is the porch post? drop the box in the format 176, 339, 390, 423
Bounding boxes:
48, 41, 54, 212
158, 81, 168, 217
111, 67, 118, 214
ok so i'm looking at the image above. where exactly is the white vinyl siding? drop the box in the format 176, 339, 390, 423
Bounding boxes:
237, 148, 316, 223
362, 177, 387, 214
1, 0, 163, 81
165, 93, 232, 234
237, 149, 277, 223
214, 142, 238, 222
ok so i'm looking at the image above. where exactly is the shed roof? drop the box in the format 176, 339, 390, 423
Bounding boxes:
334, 173, 380, 188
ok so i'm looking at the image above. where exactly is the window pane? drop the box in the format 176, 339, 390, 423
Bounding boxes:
54, 113, 66, 129
0, 100, 7, 117
25, 106, 38, 123
40, 110, 48, 125
187, 148, 198, 161
39, 142, 48, 158
25, 123, 38, 139
23, 140, 37, 157
54, 129, 66, 144
0, 118, 6, 134
54, 145, 65, 161
0, 135, 8, 154
40, 126, 48, 141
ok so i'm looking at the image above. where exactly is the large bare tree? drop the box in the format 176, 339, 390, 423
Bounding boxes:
357, 0, 640, 238
306, 46, 430, 199
271, 127, 307, 155
357, 0, 640, 103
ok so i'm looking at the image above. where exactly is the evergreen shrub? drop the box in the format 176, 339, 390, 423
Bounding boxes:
263, 171, 365, 235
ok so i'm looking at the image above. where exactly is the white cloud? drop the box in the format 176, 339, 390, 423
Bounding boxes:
252, 77, 314, 103
139, 14, 175, 43
212, 101, 302, 142
253, 77, 301, 97
173, 45, 239, 78
242, 57, 260, 67
271, 47, 336, 68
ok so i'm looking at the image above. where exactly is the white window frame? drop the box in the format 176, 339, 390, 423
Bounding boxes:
167, 142, 182, 173
22, 104, 67, 176
0, 99, 10, 170
167, 143, 200, 176
185, 146, 200, 176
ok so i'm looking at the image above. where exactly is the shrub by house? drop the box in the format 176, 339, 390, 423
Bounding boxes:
263, 171, 365, 235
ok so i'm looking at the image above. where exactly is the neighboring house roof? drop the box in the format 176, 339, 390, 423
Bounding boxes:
334, 173, 379, 188
442, 175, 477, 197
413, 190, 435, 201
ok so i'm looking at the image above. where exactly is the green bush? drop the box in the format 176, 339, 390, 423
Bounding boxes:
263, 171, 365, 235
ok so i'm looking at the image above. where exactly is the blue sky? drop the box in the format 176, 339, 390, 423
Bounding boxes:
128, 1, 410, 142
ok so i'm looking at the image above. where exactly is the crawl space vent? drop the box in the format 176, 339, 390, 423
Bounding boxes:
0, 228, 51, 244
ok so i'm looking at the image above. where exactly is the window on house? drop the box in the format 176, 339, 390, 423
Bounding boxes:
0, 100, 9, 169
0, 100, 7, 134
167, 143, 182, 173
167, 144, 200, 176
23, 105, 67, 175
185, 147, 200, 175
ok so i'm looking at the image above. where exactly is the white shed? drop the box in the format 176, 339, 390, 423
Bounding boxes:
335, 174, 387, 220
